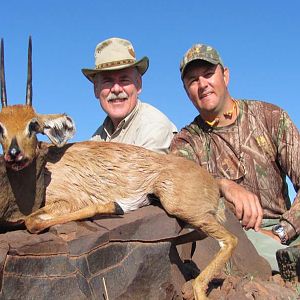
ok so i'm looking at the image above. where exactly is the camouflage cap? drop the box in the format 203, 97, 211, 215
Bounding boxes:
180, 44, 224, 79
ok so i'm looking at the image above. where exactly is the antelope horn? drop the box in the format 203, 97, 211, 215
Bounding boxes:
0, 38, 7, 108
26, 36, 32, 106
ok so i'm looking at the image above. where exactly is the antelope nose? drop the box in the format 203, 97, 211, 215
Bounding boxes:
8, 147, 20, 159
8, 138, 21, 159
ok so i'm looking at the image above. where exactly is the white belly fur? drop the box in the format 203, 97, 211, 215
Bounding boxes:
116, 194, 151, 213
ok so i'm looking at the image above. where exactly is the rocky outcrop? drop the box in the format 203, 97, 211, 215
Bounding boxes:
0, 205, 296, 300
0, 205, 186, 299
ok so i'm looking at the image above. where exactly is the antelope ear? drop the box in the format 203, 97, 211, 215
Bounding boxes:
37, 114, 76, 147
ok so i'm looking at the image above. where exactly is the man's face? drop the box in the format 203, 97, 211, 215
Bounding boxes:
94, 67, 142, 127
183, 61, 229, 116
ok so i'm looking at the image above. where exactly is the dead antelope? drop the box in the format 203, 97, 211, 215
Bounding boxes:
0, 37, 237, 300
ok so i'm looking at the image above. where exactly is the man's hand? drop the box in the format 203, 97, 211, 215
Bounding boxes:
218, 179, 263, 231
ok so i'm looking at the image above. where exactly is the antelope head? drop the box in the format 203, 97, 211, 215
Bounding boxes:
0, 37, 75, 171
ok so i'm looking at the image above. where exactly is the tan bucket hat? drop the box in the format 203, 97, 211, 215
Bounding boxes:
82, 37, 149, 82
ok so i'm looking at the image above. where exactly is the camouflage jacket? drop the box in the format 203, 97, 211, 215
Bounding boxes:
170, 99, 300, 241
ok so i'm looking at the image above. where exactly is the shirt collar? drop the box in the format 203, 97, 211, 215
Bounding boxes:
103, 99, 141, 137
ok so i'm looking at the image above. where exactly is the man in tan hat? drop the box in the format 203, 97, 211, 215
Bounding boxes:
170, 43, 300, 281
82, 37, 177, 154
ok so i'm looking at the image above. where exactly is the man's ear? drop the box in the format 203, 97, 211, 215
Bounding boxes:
183, 81, 190, 97
223, 67, 230, 87
94, 81, 99, 98
136, 73, 142, 94
93, 74, 101, 98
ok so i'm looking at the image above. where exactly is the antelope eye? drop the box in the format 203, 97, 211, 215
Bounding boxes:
0, 124, 4, 139
28, 120, 39, 136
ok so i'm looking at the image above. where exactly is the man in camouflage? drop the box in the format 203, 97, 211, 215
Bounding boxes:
170, 44, 300, 279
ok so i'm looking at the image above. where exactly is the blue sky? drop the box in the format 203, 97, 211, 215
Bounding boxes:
2, 1, 300, 195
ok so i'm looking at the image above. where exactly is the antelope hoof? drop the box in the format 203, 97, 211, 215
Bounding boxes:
25, 216, 47, 234
192, 281, 208, 300
182, 280, 195, 300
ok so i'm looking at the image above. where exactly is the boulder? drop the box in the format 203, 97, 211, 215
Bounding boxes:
0, 205, 187, 299
0, 204, 291, 300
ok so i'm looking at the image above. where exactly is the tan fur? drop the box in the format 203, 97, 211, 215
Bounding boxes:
0, 105, 237, 300
0, 105, 37, 131
0, 105, 38, 160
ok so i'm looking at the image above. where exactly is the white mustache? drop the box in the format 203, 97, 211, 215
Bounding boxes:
107, 92, 128, 101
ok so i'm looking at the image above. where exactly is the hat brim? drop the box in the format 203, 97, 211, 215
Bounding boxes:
82, 56, 149, 82
181, 57, 223, 79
